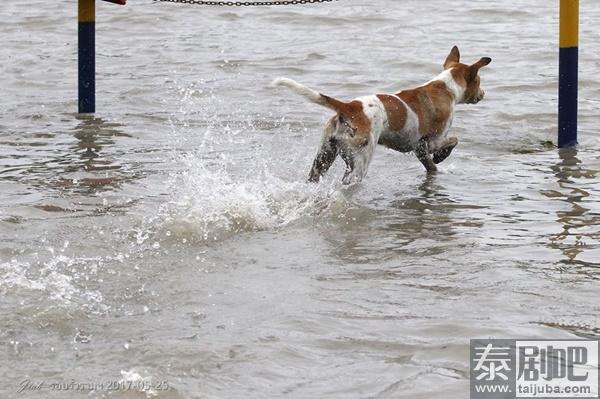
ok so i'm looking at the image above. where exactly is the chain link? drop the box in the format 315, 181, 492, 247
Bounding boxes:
154, 0, 337, 6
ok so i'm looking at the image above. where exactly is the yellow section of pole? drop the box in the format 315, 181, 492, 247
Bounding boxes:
79, 0, 96, 23
560, 0, 579, 48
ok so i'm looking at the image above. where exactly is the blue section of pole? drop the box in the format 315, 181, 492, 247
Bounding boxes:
78, 21, 95, 113
558, 47, 578, 147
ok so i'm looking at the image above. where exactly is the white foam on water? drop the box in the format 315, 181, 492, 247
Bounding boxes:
155, 152, 349, 243
0, 256, 106, 309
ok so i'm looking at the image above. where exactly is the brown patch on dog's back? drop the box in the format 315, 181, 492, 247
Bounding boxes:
397, 81, 454, 137
377, 95, 408, 131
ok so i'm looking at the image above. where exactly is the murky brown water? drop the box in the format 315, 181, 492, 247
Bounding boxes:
1, 1, 600, 398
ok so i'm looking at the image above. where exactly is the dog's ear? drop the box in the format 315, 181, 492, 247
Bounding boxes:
469, 57, 492, 79
472, 57, 492, 70
444, 46, 460, 69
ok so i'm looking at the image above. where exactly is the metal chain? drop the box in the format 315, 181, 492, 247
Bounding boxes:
154, 0, 337, 6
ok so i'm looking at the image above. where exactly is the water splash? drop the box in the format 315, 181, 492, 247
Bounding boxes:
146, 80, 352, 244
0, 255, 107, 310
155, 152, 348, 243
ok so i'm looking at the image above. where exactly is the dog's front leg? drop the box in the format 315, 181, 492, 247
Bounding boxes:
308, 118, 339, 183
415, 137, 437, 173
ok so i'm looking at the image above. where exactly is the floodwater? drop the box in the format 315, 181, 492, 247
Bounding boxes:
1, 0, 600, 398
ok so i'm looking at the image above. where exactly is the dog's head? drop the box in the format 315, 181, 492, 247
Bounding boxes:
443, 46, 491, 104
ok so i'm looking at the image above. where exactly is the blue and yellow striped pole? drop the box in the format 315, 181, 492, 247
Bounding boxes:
78, 0, 96, 113
558, 0, 579, 148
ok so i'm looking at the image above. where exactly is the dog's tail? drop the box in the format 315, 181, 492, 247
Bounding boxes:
272, 77, 347, 113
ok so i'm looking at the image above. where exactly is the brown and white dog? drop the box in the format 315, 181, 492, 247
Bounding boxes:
273, 46, 491, 184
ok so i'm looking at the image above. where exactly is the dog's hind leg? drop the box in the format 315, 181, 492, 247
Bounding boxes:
415, 137, 438, 173
432, 137, 458, 164
308, 117, 339, 182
